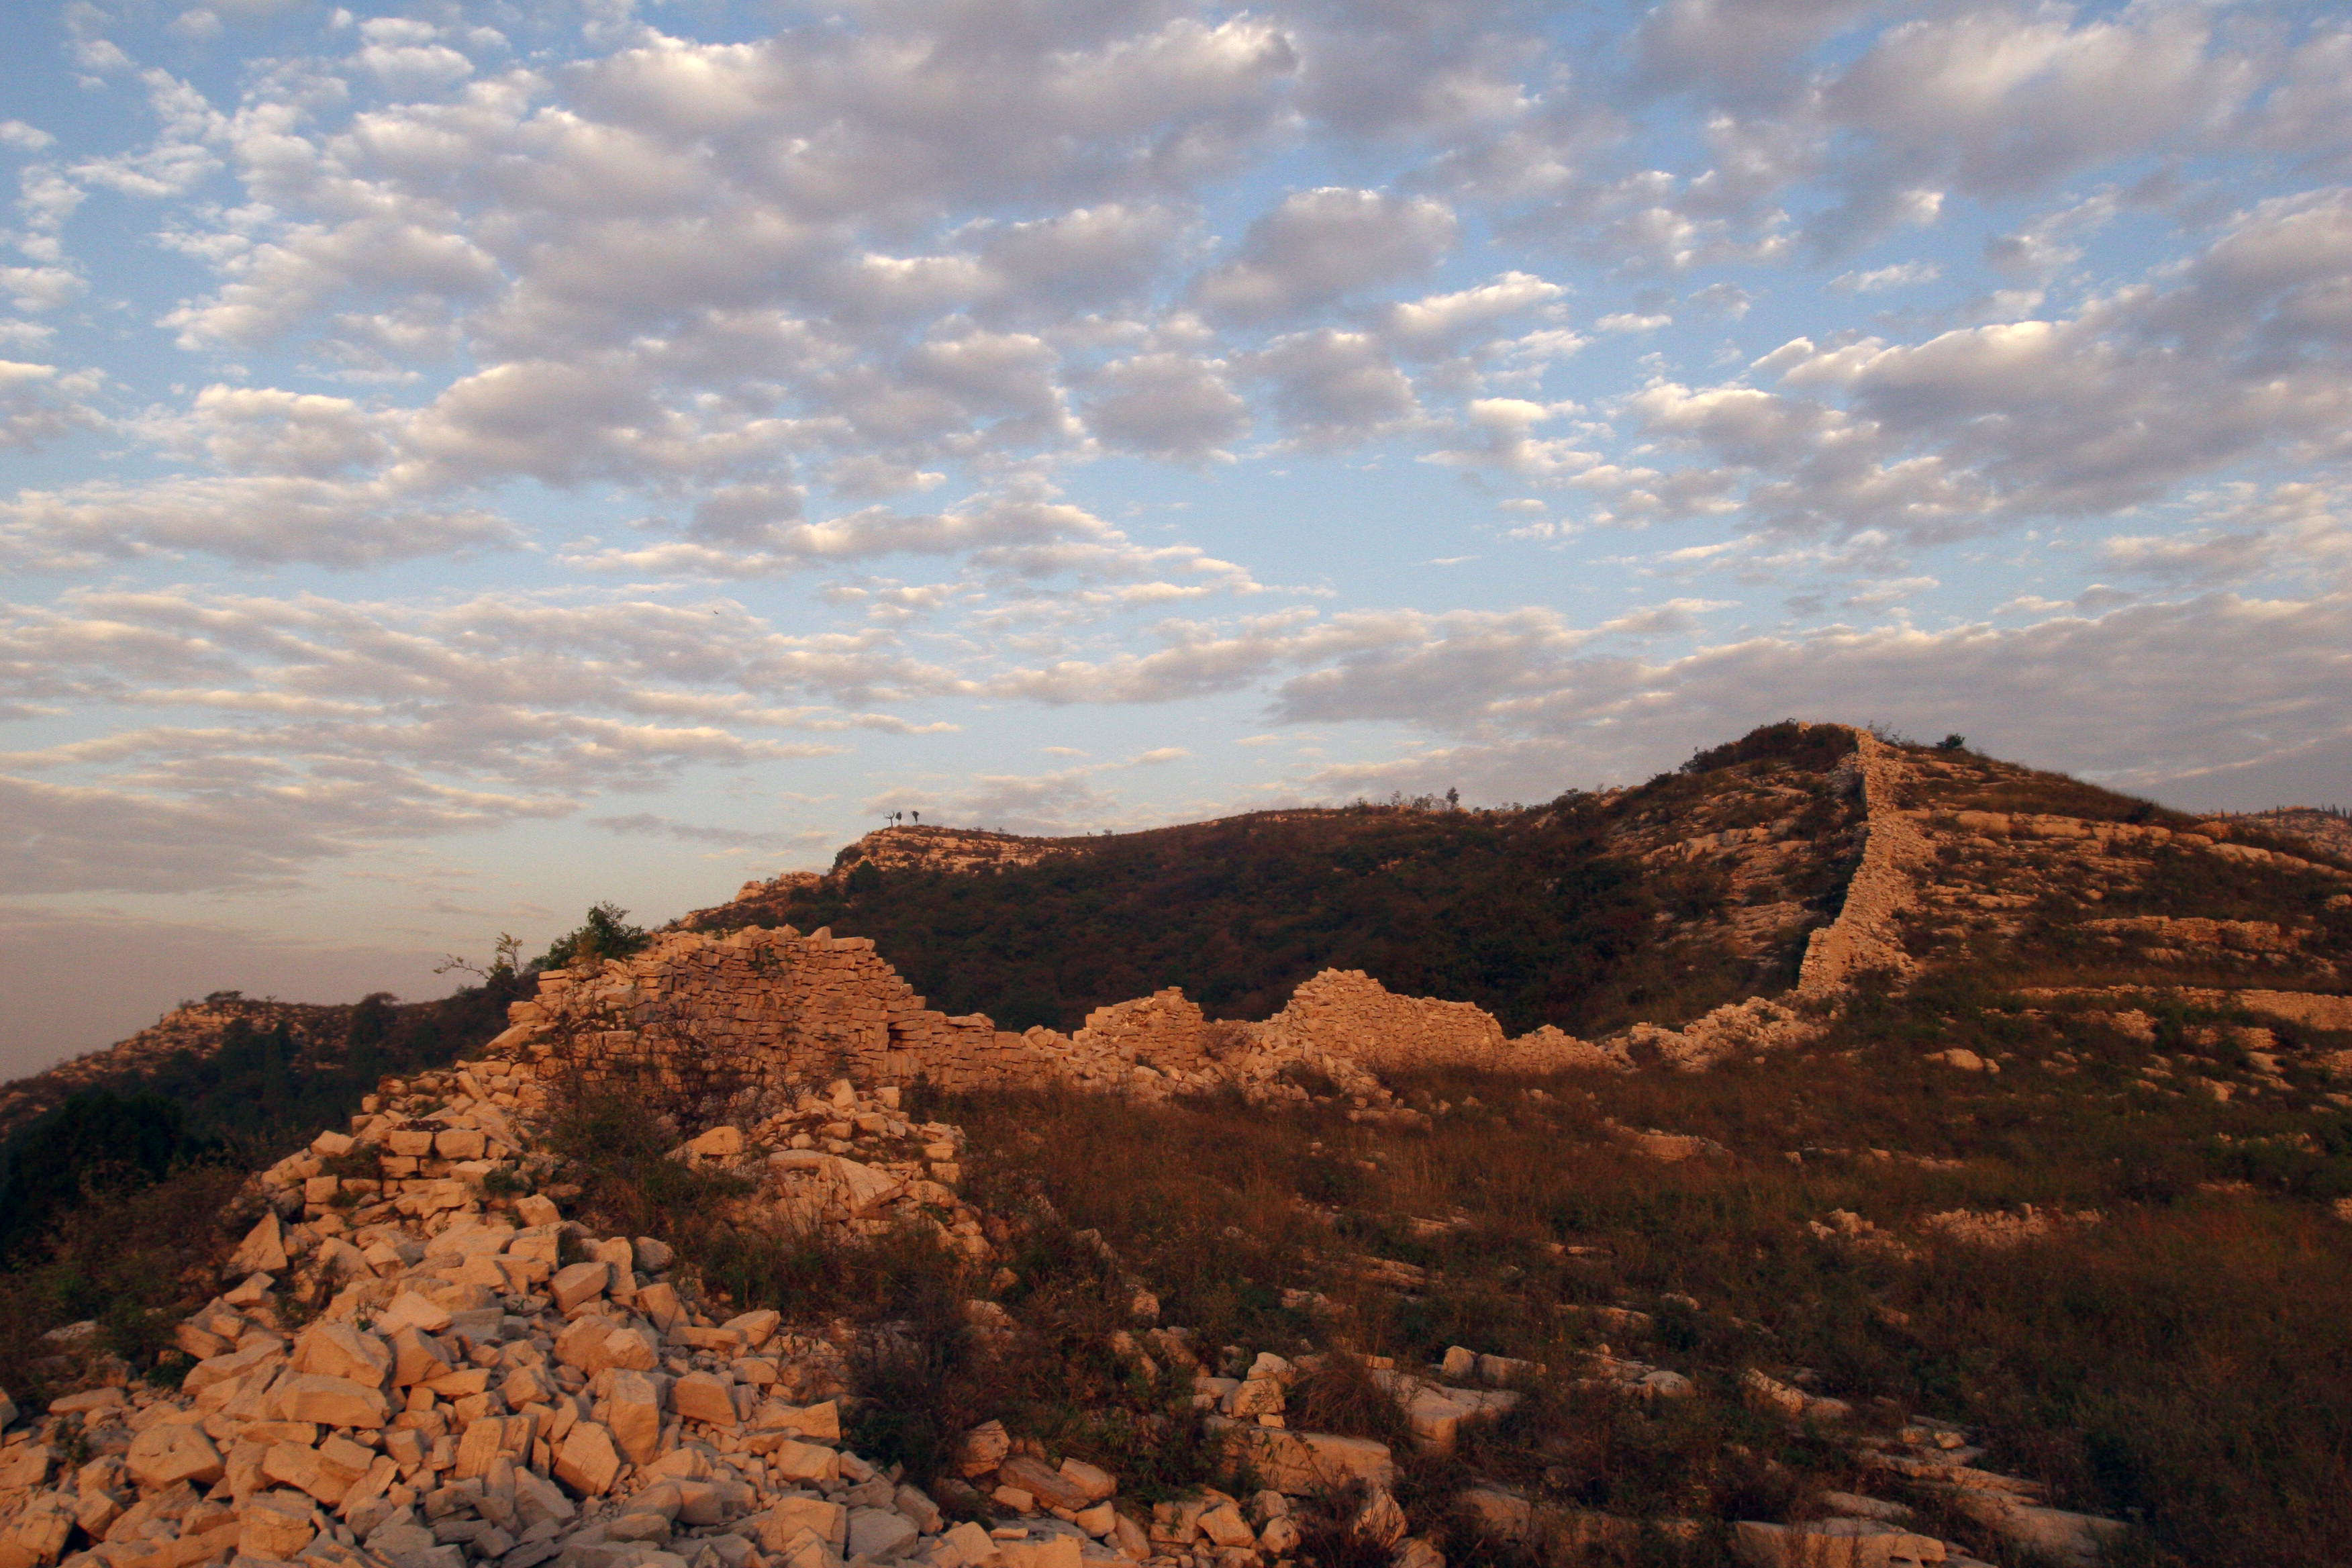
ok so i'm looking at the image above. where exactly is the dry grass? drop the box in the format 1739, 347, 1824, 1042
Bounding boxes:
932, 973, 2352, 1568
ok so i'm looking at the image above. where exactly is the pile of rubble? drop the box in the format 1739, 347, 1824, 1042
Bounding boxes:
0, 1044, 2135, 1568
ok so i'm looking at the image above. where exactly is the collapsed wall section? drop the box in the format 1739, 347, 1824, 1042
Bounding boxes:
483, 928, 1614, 1099
1258, 970, 1617, 1073
489, 924, 1052, 1095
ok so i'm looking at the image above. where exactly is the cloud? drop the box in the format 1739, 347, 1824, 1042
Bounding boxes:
0, 360, 103, 450
588, 812, 800, 850
1830, 261, 1941, 293
1084, 351, 1250, 462
1193, 188, 1457, 323
1378, 271, 1565, 356
1242, 330, 1419, 450
1606, 187, 2352, 544
0, 584, 972, 892
0, 475, 520, 570
1266, 592, 2352, 805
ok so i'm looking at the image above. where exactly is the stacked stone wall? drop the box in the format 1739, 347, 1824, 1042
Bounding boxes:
485, 929, 1614, 1100
1796, 733, 1928, 993
490, 925, 1067, 1096
1072, 989, 1214, 1071
1257, 970, 1614, 1074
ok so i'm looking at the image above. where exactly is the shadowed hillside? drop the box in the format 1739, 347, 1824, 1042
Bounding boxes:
697, 722, 1867, 1036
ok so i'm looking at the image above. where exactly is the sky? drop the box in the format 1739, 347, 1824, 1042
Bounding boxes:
3, 0, 2351, 1074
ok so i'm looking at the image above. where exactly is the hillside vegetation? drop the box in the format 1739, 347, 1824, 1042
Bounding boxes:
7, 724, 2352, 1568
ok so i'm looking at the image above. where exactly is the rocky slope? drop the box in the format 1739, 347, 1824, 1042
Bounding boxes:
7, 724, 2352, 1568
0, 1042, 2132, 1568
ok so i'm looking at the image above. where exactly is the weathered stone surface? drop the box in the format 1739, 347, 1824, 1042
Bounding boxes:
997, 1456, 1091, 1511
375, 1290, 453, 1335
1942, 1493, 2126, 1567
671, 1372, 739, 1428
1731, 1519, 1947, 1568
1057, 1459, 1116, 1504
181, 1340, 280, 1396
846, 1508, 919, 1559
387, 1324, 452, 1387
954, 1419, 1010, 1477
551, 1261, 612, 1312
229, 1212, 289, 1275
1197, 1504, 1255, 1549
756, 1497, 847, 1553
1220, 1425, 1396, 1493
126, 1424, 224, 1491
765, 1440, 842, 1484
274, 1373, 391, 1428
607, 1369, 663, 1465
291, 1322, 393, 1387
685, 1126, 745, 1159
554, 1422, 623, 1496
995, 1537, 1081, 1568
261, 1436, 373, 1505
238, 1490, 319, 1560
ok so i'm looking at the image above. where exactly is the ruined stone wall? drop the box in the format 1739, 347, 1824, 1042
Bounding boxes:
489, 925, 1061, 1095
1796, 733, 1928, 993
1257, 970, 1614, 1074
485, 927, 1618, 1101
1071, 989, 1215, 1072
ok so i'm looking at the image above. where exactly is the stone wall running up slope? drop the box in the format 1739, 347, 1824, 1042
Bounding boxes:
1796, 732, 1928, 994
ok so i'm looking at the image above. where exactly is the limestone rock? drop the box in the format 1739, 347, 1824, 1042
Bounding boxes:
1731, 1519, 1947, 1568
671, 1372, 739, 1428
274, 1373, 391, 1428
239, 1490, 320, 1560
229, 1212, 290, 1275
126, 1423, 224, 1491
554, 1422, 623, 1496
291, 1323, 393, 1388
607, 1369, 663, 1464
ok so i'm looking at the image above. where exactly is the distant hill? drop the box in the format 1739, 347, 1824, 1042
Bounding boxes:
0, 979, 527, 1148
2239, 807, 2352, 864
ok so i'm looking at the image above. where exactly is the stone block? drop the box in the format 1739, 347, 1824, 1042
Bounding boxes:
1730, 1520, 1947, 1568
1057, 1460, 1115, 1504
230, 1213, 290, 1275
1220, 1425, 1395, 1495
765, 1440, 842, 1484
997, 1457, 1090, 1512
293, 1323, 393, 1388
262, 1435, 375, 1505
239, 1491, 320, 1560
671, 1373, 738, 1428
607, 1369, 663, 1465
554, 1422, 623, 1496
847, 1508, 919, 1560
126, 1423, 224, 1491
273, 1373, 391, 1429
551, 1263, 612, 1313
756, 1497, 848, 1554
